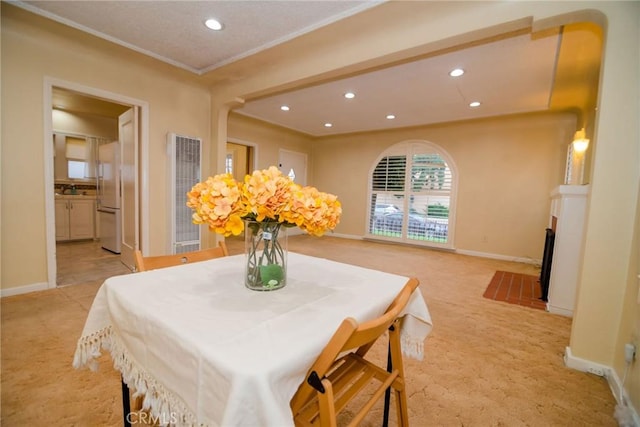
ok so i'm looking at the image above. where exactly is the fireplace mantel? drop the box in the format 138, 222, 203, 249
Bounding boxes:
547, 185, 589, 316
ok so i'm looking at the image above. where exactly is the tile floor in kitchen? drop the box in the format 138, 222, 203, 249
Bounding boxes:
56, 239, 132, 287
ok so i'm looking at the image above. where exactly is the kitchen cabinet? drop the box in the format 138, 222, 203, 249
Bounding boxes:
55, 198, 96, 241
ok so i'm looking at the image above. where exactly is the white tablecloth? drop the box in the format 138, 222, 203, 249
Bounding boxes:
73, 252, 432, 427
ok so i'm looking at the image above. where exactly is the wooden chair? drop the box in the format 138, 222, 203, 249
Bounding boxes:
134, 241, 229, 272
290, 277, 420, 427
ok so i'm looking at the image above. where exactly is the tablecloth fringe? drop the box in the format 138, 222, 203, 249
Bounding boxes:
73, 327, 203, 427
401, 333, 425, 361
398, 306, 431, 361
72, 326, 111, 371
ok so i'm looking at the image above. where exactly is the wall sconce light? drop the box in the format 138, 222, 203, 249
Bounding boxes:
572, 128, 590, 152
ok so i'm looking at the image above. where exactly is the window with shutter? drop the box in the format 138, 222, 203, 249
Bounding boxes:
367, 141, 456, 248
66, 137, 89, 179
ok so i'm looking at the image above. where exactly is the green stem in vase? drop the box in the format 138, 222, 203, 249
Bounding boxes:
257, 223, 284, 288
245, 220, 286, 290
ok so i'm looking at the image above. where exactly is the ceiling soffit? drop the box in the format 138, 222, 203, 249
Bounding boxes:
549, 22, 603, 129
21, 2, 603, 136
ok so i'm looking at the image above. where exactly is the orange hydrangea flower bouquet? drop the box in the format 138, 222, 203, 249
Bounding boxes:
187, 166, 342, 290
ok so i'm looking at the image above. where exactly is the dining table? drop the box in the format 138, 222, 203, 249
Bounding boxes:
73, 251, 433, 427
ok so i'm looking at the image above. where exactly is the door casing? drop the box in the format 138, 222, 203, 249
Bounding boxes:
43, 77, 149, 288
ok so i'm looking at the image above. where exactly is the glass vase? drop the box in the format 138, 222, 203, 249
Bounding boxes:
244, 220, 287, 291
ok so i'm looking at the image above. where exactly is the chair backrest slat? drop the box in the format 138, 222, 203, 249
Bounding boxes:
134, 241, 229, 272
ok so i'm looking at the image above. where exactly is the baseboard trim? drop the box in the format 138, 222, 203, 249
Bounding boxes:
325, 235, 542, 265
547, 303, 574, 317
565, 346, 640, 426
564, 346, 610, 377
455, 248, 541, 265
328, 232, 362, 240
1, 281, 51, 298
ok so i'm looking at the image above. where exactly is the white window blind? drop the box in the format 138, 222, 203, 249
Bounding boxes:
410, 153, 452, 192
65, 137, 86, 160
372, 155, 407, 192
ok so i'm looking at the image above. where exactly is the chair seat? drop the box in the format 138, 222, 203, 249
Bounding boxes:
296, 352, 404, 426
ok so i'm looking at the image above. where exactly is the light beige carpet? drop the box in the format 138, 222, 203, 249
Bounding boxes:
1, 236, 617, 426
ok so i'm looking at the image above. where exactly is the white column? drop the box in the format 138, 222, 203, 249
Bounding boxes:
547, 185, 589, 316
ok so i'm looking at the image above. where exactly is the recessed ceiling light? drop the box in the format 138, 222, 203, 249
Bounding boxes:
469, 101, 481, 108
449, 68, 464, 77
344, 92, 355, 99
205, 18, 223, 31
386, 114, 396, 120
324, 123, 333, 128
280, 105, 290, 111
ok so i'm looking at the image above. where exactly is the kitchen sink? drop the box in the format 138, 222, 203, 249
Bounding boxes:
55, 193, 96, 199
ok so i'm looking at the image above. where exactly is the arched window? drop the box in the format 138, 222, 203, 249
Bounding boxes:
367, 140, 457, 249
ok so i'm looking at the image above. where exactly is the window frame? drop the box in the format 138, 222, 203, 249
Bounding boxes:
366, 140, 457, 249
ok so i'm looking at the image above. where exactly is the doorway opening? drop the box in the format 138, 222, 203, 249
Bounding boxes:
224, 139, 257, 247
44, 79, 149, 288
226, 140, 255, 183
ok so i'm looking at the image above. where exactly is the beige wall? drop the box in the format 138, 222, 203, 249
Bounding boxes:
311, 113, 574, 259
1, 4, 211, 288
615, 182, 640, 410
227, 113, 313, 174
566, 0, 639, 384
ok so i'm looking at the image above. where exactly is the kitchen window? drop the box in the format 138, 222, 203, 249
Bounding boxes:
54, 133, 105, 182
67, 160, 88, 179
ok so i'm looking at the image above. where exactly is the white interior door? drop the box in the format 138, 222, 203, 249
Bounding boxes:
119, 108, 139, 269
279, 149, 308, 236
279, 149, 307, 185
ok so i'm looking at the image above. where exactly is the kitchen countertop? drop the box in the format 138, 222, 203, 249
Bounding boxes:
55, 194, 97, 200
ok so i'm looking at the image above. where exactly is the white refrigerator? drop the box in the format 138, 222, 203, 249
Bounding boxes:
97, 142, 121, 254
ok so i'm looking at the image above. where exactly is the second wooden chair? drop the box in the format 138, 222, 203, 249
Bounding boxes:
134, 241, 229, 272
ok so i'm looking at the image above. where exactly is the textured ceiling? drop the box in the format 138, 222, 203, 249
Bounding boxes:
19, 0, 377, 73
18, 1, 602, 137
